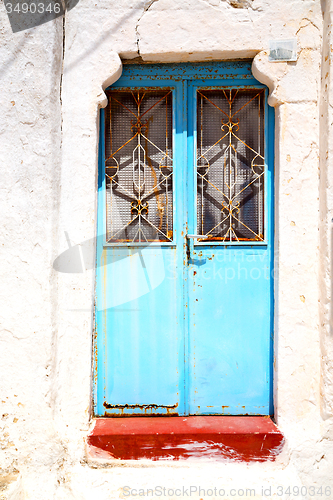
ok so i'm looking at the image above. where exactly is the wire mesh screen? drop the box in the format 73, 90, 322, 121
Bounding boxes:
104, 89, 173, 243
197, 88, 265, 242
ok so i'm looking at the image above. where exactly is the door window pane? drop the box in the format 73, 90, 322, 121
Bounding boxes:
196, 88, 265, 242
104, 89, 173, 243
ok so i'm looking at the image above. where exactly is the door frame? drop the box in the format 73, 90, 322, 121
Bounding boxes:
93, 61, 275, 417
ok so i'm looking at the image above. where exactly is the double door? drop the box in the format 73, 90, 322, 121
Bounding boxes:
94, 63, 274, 417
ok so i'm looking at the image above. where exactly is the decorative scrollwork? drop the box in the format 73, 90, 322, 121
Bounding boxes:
159, 154, 173, 178
197, 88, 265, 242
105, 157, 119, 179
105, 89, 173, 243
197, 155, 210, 177
131, 118, 148, 135
251, 154, 265, 176
131, 200, 149, 216
221, 200, 240, 216
221, 119, 239, 133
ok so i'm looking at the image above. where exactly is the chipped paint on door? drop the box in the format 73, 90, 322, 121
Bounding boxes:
94, 62, 274, 417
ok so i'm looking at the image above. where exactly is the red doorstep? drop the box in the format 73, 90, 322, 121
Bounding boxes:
87, 416, 284, 462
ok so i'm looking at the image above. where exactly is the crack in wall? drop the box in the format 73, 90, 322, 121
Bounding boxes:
59, 1, 66, 132
201, 0, 255, 10
295, 17, 321, 34
228, 0, 253, 7
50, 3, 66, 420
136, 0, 160, 57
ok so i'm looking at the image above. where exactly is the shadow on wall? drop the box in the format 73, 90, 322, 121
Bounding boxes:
4, 0, 79, 32
2, 1, 138, 80
53, 232, 166, 310
53, 232, 154, 274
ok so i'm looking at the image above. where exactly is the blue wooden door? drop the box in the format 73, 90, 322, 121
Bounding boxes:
186, 81, 274, 415
94, 63, 274, 417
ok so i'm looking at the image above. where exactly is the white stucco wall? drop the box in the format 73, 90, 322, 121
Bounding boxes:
1, 0, 333, 498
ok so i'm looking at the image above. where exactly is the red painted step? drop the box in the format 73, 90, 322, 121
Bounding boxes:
87, 416, 284, 461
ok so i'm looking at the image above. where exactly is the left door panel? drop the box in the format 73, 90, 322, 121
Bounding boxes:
95, 81, 185, 416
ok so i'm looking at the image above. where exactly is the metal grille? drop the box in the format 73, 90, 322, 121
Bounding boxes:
104, 89, 173, 243
197, 88, 265, 242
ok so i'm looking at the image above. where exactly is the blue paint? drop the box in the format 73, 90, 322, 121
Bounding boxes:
95, 62, 274, 417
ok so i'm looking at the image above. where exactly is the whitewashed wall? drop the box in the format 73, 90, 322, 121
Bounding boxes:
1, 0, 333, 498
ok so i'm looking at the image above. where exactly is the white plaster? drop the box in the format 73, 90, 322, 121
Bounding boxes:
252, 51, 288, 107
0, 473, 23, 500
0, 0, 332, 498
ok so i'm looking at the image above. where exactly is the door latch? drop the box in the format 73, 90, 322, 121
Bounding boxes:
186, 235, 206, 262
186, 235, 207, 239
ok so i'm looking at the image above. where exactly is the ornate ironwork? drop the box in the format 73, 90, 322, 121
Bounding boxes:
196, 88, 265, 242
104, 89, 173, 243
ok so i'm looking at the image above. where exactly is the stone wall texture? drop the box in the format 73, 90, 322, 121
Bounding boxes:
1, 0, 333, 498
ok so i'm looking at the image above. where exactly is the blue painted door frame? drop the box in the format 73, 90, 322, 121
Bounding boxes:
94, 62, 274, 417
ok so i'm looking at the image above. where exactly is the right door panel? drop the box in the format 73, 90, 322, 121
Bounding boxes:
186, 82, 274, 415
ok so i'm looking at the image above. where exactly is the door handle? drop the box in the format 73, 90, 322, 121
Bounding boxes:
186, 235, 207, 262
186, 235, 209, 264
186, 234, 207, 239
